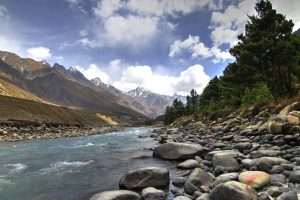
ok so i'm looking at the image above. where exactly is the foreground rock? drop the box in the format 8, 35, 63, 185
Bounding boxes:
238, 171, 270, 189
210, 181, 257, 200
141, 187, 165, 200
153, 142, 207, 160
119, 167, 169, 189
89, 190, 141, 200
184, 168, 214, 195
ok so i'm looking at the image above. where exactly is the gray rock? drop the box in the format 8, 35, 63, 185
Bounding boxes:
177, 159, 199, 169
210, 181, 257, 200
205, 150, 240, 161
270, 174, 286, 185
89, 190, 141, 200
119, 167, 169, 189
196, 193, 209, 200
277, 191, 298, 200
173, 196, 192, 200
250, 150, 281, 159
258, 192, 273, 200
233, 142, 252, 151
212, 153, 240, 172
172, 176, 187, 187
153, 143, 207, 160
184, 168, 214, 195
141, 187, 165, 200
289, 171, 300, 183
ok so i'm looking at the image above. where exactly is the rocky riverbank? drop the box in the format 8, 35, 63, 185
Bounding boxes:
0, 124, 121, 142
89, 101, 300, 200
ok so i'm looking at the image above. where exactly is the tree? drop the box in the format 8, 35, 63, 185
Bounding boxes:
230, 0, 299, 98
241, 82, 274, 107
185, 89, 199, 114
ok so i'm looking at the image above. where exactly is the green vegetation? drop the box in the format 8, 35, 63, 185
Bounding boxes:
163, 0, 300, 125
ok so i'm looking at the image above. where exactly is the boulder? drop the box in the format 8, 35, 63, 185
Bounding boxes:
173, 196, 192, 200
205, 150, 240, 161
234, 142, 252, 151
141, 187, 165, 200
267, 115, 289, 134
287, 115, 300, 125
288, 170, 300, 183
153, 143, 207, 160
238, 171, 270, 189
210, 181, 257, 200
184, 168, 214, 195
212, 153, 240, 172
177, 159, 199, 169
250, 150, 281, 159
119, 167, 169, 189
277, 191, 298, 200
89, 190, 141, 200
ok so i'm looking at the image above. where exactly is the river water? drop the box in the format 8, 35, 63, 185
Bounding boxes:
0, 127, 179, 200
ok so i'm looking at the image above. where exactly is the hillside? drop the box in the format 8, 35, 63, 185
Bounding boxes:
0, 51, 147, 125
0, 95, 106, 126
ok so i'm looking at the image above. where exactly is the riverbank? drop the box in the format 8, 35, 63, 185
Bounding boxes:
89, 101, 300, 200
0, 124, 122, 142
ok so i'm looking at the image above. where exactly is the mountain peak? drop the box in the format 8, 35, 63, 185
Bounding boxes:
68, 66, 79, 73
127, 87, 152, 98
91, 77, 106, 87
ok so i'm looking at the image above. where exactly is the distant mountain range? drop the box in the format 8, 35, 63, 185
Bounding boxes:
295, 28, 300, 36
127, 87, 186, 118
0, 50, 185, 125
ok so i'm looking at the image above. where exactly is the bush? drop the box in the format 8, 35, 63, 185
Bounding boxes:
241, 82, 274, 107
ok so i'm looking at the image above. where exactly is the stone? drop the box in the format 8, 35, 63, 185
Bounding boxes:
153, 143, 207, 160
238, 171, 270, 189
89, 190, 141, 200
234, 142, 253, 151
258, 192, 273, 200
277, 191, 298, 200
267, 115, 289, 134
287, 115, 300, 126
184, 168, 214, 195
177, 159, 199, 169
210, 181, 257, 200
172, 177, 187, 187
288, 170, 300, 183
279, 102, 299, 116
212, 153, 240, 172
270, 174, 286, 185
196, 193, 209, 200
250, 150, 281, 159
205, 150, 240, 161
119, 167, 169, 189
173, 196, 192, 200
141, 187, 165, 200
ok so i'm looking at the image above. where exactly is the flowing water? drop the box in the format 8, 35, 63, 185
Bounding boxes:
0, 127, 178, 200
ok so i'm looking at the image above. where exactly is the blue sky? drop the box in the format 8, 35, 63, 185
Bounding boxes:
0, 0, 299, 95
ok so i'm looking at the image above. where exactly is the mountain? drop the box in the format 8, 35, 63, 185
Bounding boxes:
295, 28, 300, 36
0, 50, 147, 125
127, 87, 186, 118
91, 77, 107, 87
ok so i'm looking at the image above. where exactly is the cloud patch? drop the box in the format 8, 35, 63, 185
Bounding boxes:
169, 35, 233, 63
112, 64, 210, 96
27, 47, 52, 61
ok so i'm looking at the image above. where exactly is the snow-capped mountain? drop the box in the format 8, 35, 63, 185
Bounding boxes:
127, 87, 151, 98
91, 77, 107, 87
127, 87, 186, 118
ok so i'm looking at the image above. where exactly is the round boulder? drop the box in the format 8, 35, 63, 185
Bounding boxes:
210, 181, 257, 200
238, 171, 270, 189
177, 159, 199, 169
184, 168, 214, 195
119, 167, 169, 190
89, 190, 141, 200
141, 187, 165, 200
153, 143, 206, 160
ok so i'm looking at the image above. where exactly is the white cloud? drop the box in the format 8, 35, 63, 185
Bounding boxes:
271, 0, 300, 31
169, 35, 233, 63
93, 0, 123, 19
112, 64, 210, 96
27, 47, 52, 61
65, 0, 80, 6
103, 15, 159, 46
210, 0, 256, 46
79, 30, 88, 37
76, 64, 110, 84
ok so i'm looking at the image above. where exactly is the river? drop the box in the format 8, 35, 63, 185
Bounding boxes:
0, 127, 179, 200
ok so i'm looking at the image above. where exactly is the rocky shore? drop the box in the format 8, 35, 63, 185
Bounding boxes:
90, 101, 300, 200
0, 123, 121, 142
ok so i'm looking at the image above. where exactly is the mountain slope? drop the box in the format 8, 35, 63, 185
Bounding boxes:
0, 51, 147, 125
295, 28, 300, 36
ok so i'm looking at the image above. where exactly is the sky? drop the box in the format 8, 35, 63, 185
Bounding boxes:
0, 0, 299, 96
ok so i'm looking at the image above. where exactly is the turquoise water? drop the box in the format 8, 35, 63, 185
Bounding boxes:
0, 128, 177, 200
